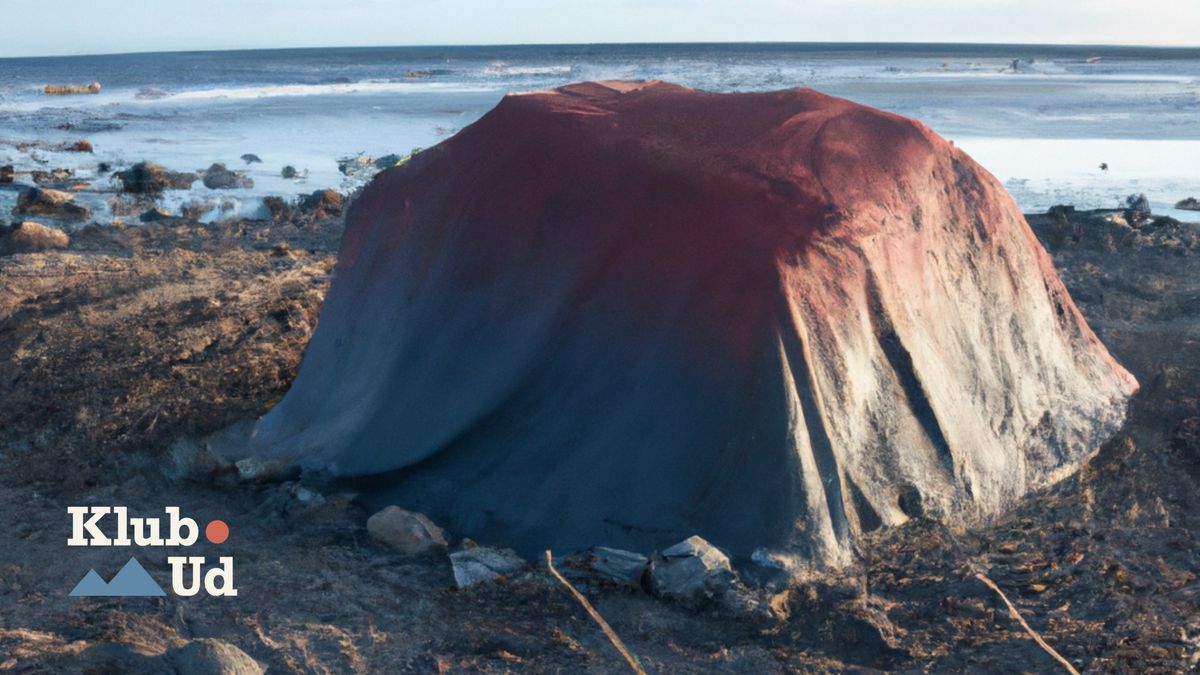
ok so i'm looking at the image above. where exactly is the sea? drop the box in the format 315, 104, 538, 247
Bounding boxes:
1, 43, 1198, 223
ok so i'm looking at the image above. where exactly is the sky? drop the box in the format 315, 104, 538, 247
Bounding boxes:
2, 0, 1198, 58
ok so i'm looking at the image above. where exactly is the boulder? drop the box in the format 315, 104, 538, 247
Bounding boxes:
281, 165, 299, 179
139, 207, 172, 223
115, 162, 197, 193
3, 221, 70, 253
169, 639, 264, 675
1175, 197, 1200, 212
1125, 193, 1152, 227
366, 505, 448, 554
449, 546, 526, 587
31, 168, 74, 185
240, 153, 262, 165
337, 154, 374, 177
14, 187, 90, 222
649, 536, 735, 603
262, 196, 292, 223
237, 81, 1137, 566
202, 163, 254, 190
298, 189, 343, 220
0, 165, 13, 183
588, 546, 649, 586
62, 139, 93, 153
44, 81, 101, 95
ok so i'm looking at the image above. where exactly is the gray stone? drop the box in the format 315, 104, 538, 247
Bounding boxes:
589, 546, 649, 586
293, 484, 326, 506
449, 546, 526, 587
1175, 197, 1200, 211
233, 455, 288, 482
650, 535, 735, 603
367, 505, 448, 554
170, 639, 263, 675
202, 163, 253, 190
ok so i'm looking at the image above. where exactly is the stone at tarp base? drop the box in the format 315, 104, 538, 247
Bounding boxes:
588, 546, 649, 586
649, 535, 737, 605
450, 546, 527, 588
367, 506, 449, 555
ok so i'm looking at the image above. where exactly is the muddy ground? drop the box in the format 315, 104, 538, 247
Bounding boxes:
0, 205, 1197, 673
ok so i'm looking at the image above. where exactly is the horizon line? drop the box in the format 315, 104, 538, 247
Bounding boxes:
5, 38, 1200, 61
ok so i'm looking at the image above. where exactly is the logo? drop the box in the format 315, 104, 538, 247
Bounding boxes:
67, 506, 236, 597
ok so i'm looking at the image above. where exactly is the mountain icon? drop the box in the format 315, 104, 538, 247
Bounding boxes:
70, 557, 166, 597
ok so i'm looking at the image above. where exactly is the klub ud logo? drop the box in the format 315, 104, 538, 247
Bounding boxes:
67, 506, 236, 598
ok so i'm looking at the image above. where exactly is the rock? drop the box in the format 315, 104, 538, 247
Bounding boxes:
240, 153, 262, 165
293, 484, 326, 506
170, 638, 264, 675
1125, 193, 1152, 227
1126, 193, 1152, 212
202, 163, 254, 190
281, 165, 298, 179
262, 195, 292, 222
0, 165, 13, 183
30, 168, 74, 184
588, 546, 649, 586
115, 162, 197, 193
233, 456, 290, 482
14, 187, 90, 222
649, 536, 735, 603
1175, 197, 1200, 212
449, 546, 526, 587
62, 139, 93, 153
298, 189, 344, 220
375, 149, 422, 170
44, 81, 101, 95
375, 153, 403, 169
139, 207, 172, 222
3, 221, 70, 253
256, 481, 329, 518
236, 81, 1136, 565
367, 505, 449, 554
337, 154, 374, 177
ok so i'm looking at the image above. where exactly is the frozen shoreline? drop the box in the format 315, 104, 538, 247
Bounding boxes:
956, 137, 1200, 221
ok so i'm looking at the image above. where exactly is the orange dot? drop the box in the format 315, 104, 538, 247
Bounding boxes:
205, 520, 229, 544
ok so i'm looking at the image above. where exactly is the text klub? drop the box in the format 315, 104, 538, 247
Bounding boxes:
68, 506, 237, 597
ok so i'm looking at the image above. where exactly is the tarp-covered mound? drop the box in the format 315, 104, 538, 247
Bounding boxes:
246, 81, 1137, 565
